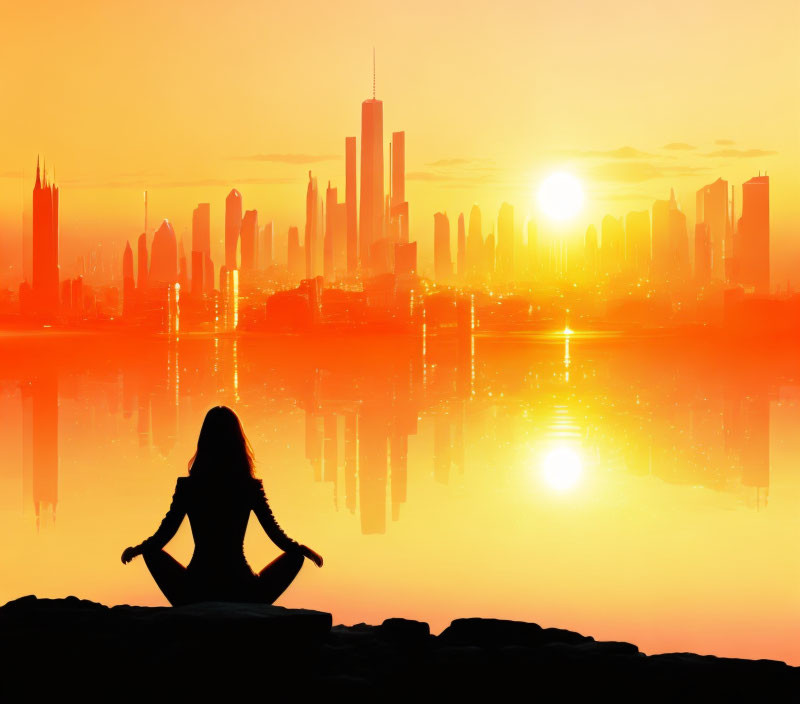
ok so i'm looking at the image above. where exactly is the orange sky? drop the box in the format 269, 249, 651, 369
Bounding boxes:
0, 0, 798, 283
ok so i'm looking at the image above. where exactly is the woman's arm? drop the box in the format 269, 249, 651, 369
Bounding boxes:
124, 479, 187, 559
251, 480, 302, 553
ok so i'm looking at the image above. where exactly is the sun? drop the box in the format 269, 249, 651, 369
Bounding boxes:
541, 446, 583, 491
537, 172, 584, 223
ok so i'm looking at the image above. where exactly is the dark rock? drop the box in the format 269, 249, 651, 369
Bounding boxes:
378, 617, 430, 644
1, 594, 331, 641
439, 617, 592, 648
0, 596, 797, 702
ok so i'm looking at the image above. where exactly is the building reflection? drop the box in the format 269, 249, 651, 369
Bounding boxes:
21, 369, 58, 528
1, 328, 785, 535
726, 384, 770, 509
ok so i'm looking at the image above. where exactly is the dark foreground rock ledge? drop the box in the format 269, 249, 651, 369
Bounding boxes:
1, 596, 797, 702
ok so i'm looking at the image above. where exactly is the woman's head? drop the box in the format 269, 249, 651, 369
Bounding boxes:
188, 406, 255, 481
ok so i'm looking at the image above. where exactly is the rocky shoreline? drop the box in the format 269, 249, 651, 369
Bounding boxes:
1, 596, 796, 701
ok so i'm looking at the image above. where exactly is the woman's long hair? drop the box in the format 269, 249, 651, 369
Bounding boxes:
188, 406, 255, 483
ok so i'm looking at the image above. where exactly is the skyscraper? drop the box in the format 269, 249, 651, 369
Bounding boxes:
496, 203, 514, 280
601, 215, 624, 276
178, 238, 188, 291
695, 223, 711, 285
324, 182, 337, 281
651, 197, 671, 284
484, 232, 495, 276
738, 175, 769, 294
585, 225, 598, 280
668, 189, 690, 283
696, 178, 727, 280
122, 241, 135, 317
261, 221, 274, 269
466, 205, 483, 276
434, 212, 452, 282
334, 203, 348, 279
31, 158, 59, 318
305, 171, 321, 278
345, 136, 357, 276
652, 190, 688, 285
392, 202, 409, 245
225, 189, 242, 269
359, 89, 384, 272
391, 131, 405, 208
240, 209, 258, 271
191, 251, 203, 298
527, 220, 538, 279
624, 210, 650, 279
457, 213, 466, 278
287, 226, 303, 278
149, 220, 178, 286
388, 131, 409, 247
394, 241, 417, 277
191, 203, 211, 292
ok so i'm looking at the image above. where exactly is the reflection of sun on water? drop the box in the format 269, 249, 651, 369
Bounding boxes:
541, 446, 583, 491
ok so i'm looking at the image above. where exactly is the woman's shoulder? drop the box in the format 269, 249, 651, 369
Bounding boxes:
178, 474, 261, 496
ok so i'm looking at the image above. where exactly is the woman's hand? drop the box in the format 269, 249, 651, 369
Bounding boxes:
120, 546, 140, 565
300, 545, 323, 568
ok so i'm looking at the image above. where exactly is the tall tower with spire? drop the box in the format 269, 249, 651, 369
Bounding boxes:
359, 51, 384, 273
31, 157, 60, 319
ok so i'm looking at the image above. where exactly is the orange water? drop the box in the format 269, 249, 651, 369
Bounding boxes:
1, 329, 798, 664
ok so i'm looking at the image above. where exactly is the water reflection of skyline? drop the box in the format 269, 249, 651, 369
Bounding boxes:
4, 330, 788, 533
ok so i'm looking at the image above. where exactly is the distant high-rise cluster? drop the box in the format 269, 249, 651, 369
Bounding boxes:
424, 173, 770, 299
574, 180, 769, 294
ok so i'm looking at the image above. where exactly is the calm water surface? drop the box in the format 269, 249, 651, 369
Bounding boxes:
1, 329, 798, 664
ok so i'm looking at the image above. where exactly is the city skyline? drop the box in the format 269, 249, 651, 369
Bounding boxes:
3, 144, 786, 292
15, 147, 776, 319
0, 0, 796, 286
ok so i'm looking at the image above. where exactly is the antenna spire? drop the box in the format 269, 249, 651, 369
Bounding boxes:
372, 47, 376, 99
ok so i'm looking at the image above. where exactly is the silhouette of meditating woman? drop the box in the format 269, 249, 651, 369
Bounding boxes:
121, 406, 322, 606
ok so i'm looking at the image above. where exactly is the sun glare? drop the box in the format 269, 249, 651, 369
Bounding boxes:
537, 172, 584, 223
541, 446, 583, 491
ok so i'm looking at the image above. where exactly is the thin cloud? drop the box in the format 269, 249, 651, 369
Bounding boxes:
234, 153, 340, 164
558, 146, 653, 159
63, 176, 296, 189
715, 139, 736, 145
153, 177, 297, 188
426, 157, 495, 168
408, 171, 489, 183
704, 148, 777, 158
662, 142, 696, 151
589, 161, 707, 183
407, 171, 499, 187
407, 171, 451, 182
600, 192, 655, 202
